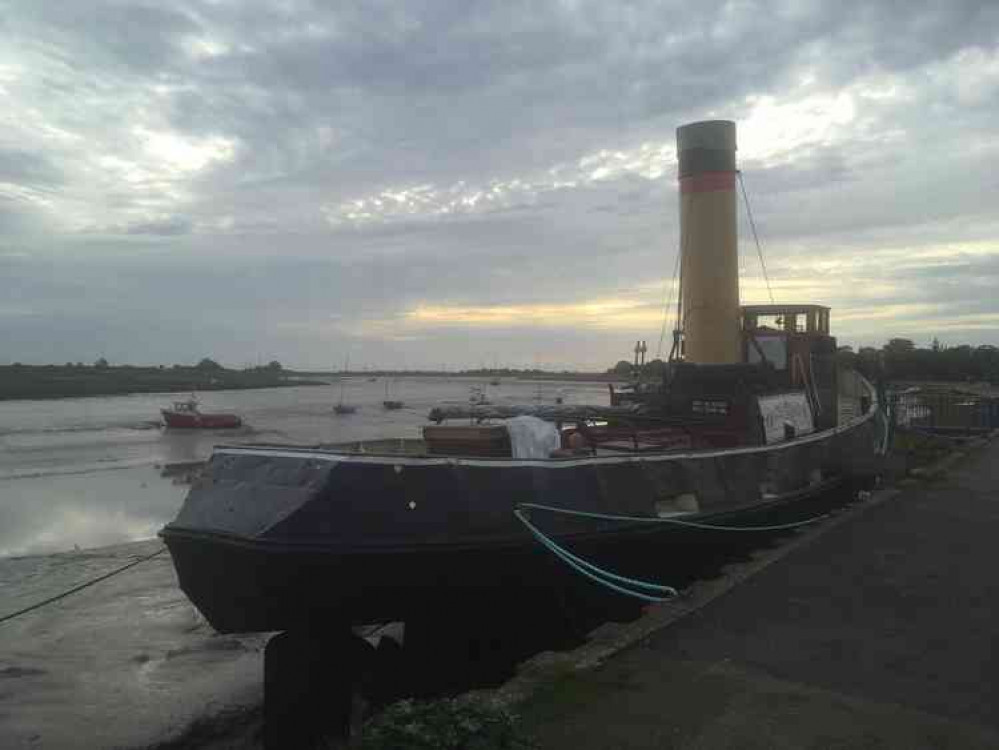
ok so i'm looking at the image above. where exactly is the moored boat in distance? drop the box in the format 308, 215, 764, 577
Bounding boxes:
469, 385, 490, 405
382, 379, 405, 410
161, 120, 888, 635
160, 397, 242, 429
334, 363, 356, 414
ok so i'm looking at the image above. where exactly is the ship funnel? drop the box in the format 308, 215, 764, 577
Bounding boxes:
676, 120, 740, 364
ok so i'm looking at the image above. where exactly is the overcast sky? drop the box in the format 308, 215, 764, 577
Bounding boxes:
2, 1, 998, 370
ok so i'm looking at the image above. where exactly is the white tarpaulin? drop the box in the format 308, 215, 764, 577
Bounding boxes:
758, 392, 815, 444
504, 416, 561, 459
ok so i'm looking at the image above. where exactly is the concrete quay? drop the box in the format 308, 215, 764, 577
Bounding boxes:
521, 438, 999, 749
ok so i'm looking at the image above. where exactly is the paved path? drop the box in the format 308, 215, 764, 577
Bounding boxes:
524, 441, 999, 749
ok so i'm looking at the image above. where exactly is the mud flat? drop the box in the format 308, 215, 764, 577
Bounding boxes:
0, 541, 266, 750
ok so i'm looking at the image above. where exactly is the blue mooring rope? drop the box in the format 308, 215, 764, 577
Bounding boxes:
514, 500, 834, 602
514, 509, 676, 602
518, 502, 829, 532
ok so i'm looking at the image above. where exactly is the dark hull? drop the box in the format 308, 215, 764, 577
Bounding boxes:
162, 478, 854, 633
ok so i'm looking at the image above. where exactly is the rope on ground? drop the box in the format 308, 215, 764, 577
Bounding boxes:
518, 502, 829, 532
0, 545, 168, 626
514, 509, 677, 603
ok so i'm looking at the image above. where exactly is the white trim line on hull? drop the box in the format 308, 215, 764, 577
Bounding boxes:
211, 385, 879, 470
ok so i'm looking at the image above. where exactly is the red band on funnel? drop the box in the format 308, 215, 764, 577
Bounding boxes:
679, 171, 736, 194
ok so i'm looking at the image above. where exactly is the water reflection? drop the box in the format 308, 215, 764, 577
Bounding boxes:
0, 465, 184, 557
159, 461, 207, 486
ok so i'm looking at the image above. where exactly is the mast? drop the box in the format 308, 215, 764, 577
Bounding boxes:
339, 355, 349, 406
676, 120, 740, 364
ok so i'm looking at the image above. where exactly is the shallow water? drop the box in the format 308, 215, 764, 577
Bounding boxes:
0, 378, 609, 558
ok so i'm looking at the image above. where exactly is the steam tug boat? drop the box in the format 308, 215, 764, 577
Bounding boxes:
160, 121, 886, 635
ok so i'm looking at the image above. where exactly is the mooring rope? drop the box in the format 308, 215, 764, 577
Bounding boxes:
518, 502, 829, 532
514, 499, 833, 601
514, 509, 677, 602
0, 545, 168, 626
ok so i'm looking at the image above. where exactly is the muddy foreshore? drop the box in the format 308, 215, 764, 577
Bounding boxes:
0, 541, 267, 750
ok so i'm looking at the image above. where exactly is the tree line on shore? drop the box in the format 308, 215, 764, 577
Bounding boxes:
0, 359, 299, 400
0, 358, 623, 400
607, 338, 999, 385
838, 338, 999, 384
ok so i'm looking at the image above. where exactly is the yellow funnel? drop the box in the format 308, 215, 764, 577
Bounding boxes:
677, 120, 740, 364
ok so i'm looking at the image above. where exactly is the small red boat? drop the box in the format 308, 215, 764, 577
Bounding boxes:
161, 398, 242, 429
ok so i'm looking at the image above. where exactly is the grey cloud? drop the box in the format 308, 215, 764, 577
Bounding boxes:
2, 1, 999, 367
107, 0, 998, 225
744, 144, 999, 247
125, 216, 193, 235
0, 149, 64, 188
5, 207, 998, 368
229, 4, 596, 94
16, 3, 199, 73
0, 196, 50, 236
741, 147, 856, 196
170, 1, 999, 163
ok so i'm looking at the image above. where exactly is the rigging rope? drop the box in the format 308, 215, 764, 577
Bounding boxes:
737, 170, 775, 305
0, 545, 167, 626
669, 197, 691, 362
655, 248, 682, 360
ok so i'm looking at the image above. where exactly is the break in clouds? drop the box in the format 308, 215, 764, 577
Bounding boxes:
1, 0, 998, 369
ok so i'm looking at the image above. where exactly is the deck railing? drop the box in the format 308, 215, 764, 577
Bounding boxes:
890, 387, 999, 435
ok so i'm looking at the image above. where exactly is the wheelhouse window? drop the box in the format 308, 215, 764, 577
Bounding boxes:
748, 335, 788, 369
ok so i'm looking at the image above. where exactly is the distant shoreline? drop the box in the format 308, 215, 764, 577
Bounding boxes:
0, 364, 623, 402
311, 370, 622, 382
0, 380, 325, 402
0, 364, 327, 402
